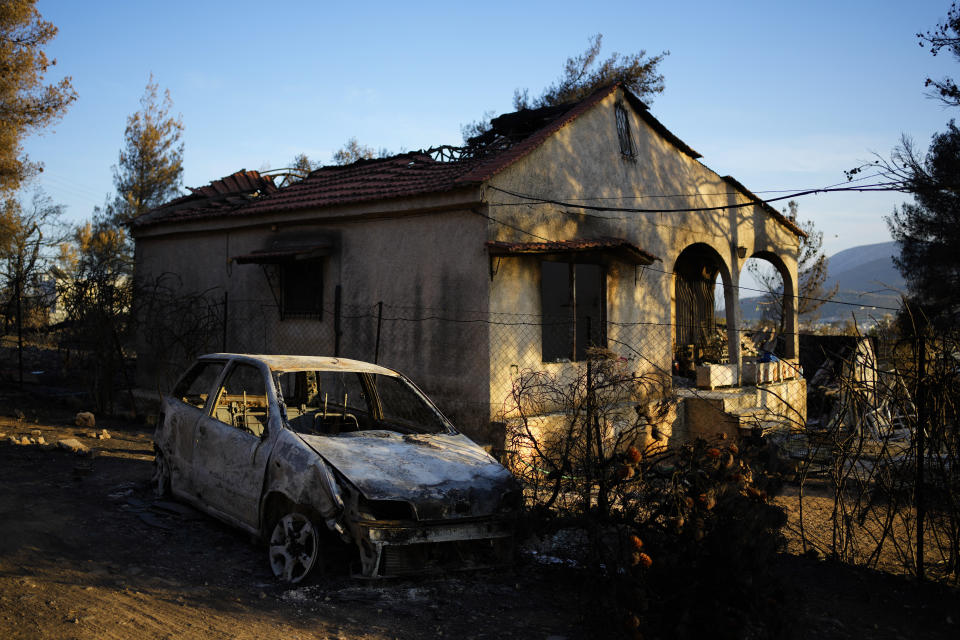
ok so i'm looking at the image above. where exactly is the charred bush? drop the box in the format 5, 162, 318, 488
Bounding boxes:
500, 350, 790, 638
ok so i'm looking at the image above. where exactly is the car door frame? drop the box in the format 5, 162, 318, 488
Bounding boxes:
190, 358, 278, 532
161, 357, 230, 500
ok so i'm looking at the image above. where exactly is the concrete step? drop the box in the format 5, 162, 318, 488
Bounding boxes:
675, 386, 760, 414
728, 405, 796, 434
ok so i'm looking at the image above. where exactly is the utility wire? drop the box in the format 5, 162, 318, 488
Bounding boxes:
308, 301, 891, 338
487, 183, 902, 214
641, 262, 900, 311
488, 171, 894, 203
470, 208, 902, 313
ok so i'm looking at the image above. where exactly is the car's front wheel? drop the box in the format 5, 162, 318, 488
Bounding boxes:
268, 512, 320, 583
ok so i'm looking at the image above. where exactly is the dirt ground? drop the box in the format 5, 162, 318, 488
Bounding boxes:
0, 388, 958, 639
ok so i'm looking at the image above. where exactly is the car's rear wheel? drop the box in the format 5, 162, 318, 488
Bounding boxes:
268, 512, 320, 583
152, 447, 170, 498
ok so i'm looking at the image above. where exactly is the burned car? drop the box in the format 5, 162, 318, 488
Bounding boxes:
153, 354, 519, 581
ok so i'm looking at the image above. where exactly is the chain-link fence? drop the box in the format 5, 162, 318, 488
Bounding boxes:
3, 286, 812, 431
4, 284, 959, 582
738, 320, 960, 585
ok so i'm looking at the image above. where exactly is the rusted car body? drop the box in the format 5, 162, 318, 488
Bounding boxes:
152, 354, 518, 581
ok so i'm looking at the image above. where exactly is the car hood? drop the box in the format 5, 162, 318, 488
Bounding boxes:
297, 431, 516, 520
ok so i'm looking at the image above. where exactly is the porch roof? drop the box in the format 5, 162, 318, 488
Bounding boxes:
485, 237, 659, 265
232, 242, 335, 264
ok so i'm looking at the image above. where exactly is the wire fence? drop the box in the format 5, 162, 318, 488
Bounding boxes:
1, 286, 831, 426
1, 287, 958, 583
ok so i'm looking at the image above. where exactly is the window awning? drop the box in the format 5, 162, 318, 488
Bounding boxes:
232, 242, 334, 264
485, 237, 659, 265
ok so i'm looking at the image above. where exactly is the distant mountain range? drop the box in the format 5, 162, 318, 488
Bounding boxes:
740, 241, 905, 324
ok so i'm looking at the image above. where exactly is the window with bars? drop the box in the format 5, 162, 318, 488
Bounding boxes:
281, 260, 323, 318
541, 261, 606, 362
615, 102, 635, 158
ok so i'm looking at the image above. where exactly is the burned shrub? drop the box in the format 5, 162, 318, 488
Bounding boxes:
501, 350, 790, 638
604, 436, 789, 639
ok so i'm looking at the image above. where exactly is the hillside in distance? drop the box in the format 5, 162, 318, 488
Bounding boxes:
740, 241, 905, 324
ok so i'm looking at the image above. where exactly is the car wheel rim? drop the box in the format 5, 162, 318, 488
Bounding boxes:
152, 451, 169, 498
269, 513, 319, 583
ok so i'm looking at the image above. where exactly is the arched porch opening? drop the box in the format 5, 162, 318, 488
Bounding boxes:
673, 243, 736, 375
740, 251, 797, 359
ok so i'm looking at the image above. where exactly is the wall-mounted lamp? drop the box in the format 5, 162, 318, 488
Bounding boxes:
736, 246, 748, 259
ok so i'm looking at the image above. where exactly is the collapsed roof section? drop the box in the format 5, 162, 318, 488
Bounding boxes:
131, 84, 798, 238
133, 170, 278, 228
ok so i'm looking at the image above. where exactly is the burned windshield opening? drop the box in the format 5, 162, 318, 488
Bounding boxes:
276, 370, 449, 435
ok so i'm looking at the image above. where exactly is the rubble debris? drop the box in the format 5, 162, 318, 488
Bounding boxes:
57, 438, 91, 456
522, 528, 589, 567
137, 512, 174, 531
151, 500, 200, 518
73, 461, 94, 477
75, 412, 95, 428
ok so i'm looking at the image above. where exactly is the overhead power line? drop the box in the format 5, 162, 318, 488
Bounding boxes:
486, 183, 903, 214
484, 171, 894, 203
470, 207, 902, 313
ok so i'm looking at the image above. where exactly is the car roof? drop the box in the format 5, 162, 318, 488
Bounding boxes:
198, 353, 400, 376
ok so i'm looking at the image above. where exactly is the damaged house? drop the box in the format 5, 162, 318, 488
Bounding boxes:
132, 83, 807, 446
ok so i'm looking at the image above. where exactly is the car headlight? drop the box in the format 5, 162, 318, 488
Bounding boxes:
498, 489, 523, 513
358, 498, 416, 521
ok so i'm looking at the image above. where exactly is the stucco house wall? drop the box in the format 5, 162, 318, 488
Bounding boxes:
483, 88, 801, 420
133, 84, 804, 443
134, 205, 492, 434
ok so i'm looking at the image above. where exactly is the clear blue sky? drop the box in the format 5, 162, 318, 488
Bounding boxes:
21, 0, 960, 257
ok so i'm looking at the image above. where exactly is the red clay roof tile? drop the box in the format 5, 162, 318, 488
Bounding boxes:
134, 85, 792, 238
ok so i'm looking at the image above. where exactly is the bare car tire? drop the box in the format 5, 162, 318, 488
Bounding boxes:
152, 447, 170, 498
268, 512, 320, 583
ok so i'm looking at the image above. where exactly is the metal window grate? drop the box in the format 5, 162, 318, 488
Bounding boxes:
615, 102, 635, 158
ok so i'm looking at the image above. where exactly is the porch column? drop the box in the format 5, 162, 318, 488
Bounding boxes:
723, 276, 742, 382
782, 281, 799, 359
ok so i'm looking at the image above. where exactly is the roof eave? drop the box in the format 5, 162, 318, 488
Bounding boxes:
131, 185, 485, 239
485, 238, 660, 266
721, 176, 807, 238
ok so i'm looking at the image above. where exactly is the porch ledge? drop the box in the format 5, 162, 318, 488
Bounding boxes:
695, 363, 738, 390
695, 359, 801, 390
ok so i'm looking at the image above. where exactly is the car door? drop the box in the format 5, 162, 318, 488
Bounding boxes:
163, 359, 227, 497
192, 361, 275, 528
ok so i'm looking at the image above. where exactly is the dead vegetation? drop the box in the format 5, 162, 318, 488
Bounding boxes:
498, 350, 792, 638
782, 323, 960, 585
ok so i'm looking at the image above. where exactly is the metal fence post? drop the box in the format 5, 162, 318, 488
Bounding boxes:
334, 285, 342, 357
16, 278, 23, 386
916, 332, 927, 582
374, 301, 383, 364
222, 290, 229, 352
